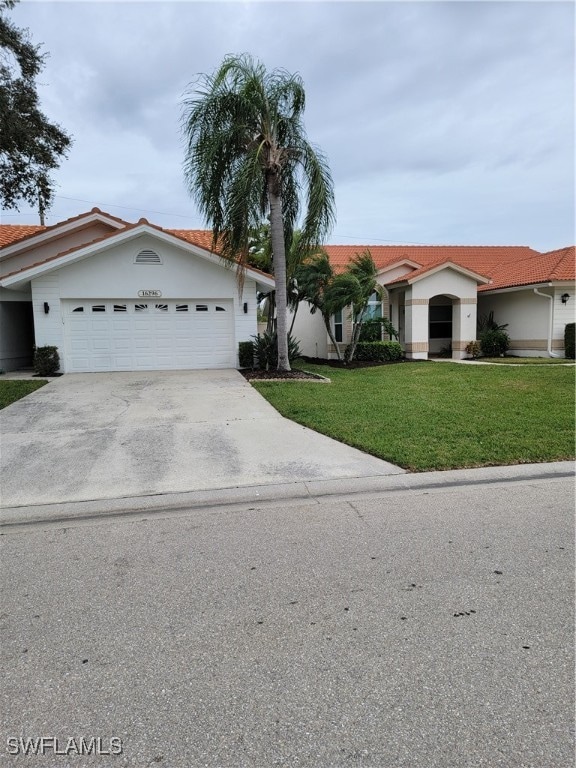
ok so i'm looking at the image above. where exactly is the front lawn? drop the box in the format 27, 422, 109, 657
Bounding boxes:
0, 379, 47, 409
253, 362, 575, 471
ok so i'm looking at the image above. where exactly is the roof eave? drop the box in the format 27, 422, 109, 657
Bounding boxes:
0, 223, 276, 289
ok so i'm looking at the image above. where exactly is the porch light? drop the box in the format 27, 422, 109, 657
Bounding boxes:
43, 302, 50, 314
243, 302, 248, 314
561, 293, 570, 304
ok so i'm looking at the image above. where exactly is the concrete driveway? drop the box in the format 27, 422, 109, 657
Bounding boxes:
0, 370, 403, 508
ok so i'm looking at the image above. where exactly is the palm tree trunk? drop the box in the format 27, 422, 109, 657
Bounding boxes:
289, 301, 299, 335
323, 315, 343, 361
268, 175, 291, 371
266, 292, 276, 334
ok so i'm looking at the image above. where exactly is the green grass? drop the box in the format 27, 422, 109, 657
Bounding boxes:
480, 357, 573, 365
253, 362, 575, 471
0, 379, 48, 409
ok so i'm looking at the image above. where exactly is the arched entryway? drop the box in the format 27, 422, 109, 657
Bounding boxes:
428, 295, 455, 356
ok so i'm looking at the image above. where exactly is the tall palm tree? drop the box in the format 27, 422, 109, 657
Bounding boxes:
181, 53, 335, 370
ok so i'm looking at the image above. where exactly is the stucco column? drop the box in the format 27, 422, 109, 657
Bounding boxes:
405, 298, 429, 360
452, 298, 477, 359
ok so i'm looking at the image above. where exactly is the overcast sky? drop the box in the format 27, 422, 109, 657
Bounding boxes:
3, 0, 575, 251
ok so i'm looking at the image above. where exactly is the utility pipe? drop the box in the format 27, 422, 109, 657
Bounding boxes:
533, 287, 563, 357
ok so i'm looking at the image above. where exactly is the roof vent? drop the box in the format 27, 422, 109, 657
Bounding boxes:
135, 249, 162, 265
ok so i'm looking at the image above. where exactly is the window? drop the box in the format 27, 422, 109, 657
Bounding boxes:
135, 249, 162, 265
176, 304, 189, 312
429, 305, 452, 339
333, 309, 343, 343
91, 305, 106, 312
72, 306, 84, 313
113, 304, 127, 312
134, 304, 148, 312
215, 306, 226, 312
362, 291, 382, 321
195, 304, 208, 312
155, 304, 168, 312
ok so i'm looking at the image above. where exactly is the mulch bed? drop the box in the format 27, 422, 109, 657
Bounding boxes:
241, 356, 416, 380
241, 368, 325, 381
299, 356, 411, 369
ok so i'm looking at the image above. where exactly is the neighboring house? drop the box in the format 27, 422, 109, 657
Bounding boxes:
0, 209, 273, 372
291, 244, 575, 360
0, 209, 574, 372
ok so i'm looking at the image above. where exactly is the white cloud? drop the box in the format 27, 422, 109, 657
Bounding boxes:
4, 0, 574, 251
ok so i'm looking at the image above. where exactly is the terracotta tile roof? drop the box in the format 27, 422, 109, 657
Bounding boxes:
478, 245, 576, 291
322, 244, 576, 290
385, 258, 491, 285
166, 229, 219, 252
0, 224, 45, 247
1, 212, 572, 291
0, 208, 129, 250
323, 244, 540, 275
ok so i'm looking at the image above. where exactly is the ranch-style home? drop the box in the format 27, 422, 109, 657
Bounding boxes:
293, 243, 575, 360
0, 208, 574, 372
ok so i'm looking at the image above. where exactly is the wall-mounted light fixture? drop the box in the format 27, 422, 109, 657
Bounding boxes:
43, 302, 50, 314
243, 302, 248, 314
561, 293, 570, 304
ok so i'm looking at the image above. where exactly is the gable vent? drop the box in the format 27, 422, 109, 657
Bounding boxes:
135, 249, 162, 265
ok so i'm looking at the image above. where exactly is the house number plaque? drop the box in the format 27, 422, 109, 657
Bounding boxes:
138, 290, 162, 298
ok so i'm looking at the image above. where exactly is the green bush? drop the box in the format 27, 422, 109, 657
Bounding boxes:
347, 341, 403, 362
33, 346, 60, 376
238, 341, 254, 369
479, 329, 510, 357
252, 331, 302, 370
565, 323, 575, 359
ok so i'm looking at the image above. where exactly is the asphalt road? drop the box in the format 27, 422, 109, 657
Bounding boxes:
1, 475, 574, 768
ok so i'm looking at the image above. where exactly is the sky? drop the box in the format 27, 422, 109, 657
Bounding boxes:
2, 0, 575, 252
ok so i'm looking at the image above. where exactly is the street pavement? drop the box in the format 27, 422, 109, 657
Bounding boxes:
1, 470, 573, 768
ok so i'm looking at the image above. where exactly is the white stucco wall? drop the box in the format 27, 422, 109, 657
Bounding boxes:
477, 287, 572, 355
290, 302, 328, 358
411, 270, 478, 301
30, 234, 260, 371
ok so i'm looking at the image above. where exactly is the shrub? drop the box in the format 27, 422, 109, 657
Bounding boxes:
347, 341, 403, 362
479, 329, 510, 357
238, 341, 254, 369
252, 331, 302, 370
465, 340, 482, 359
33, 346, 60, 376
565, 323, 575, 359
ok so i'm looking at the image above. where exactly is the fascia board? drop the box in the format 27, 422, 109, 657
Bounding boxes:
407, 262, 491, 285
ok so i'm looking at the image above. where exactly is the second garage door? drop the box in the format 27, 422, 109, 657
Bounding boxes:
63, 299, 236, 372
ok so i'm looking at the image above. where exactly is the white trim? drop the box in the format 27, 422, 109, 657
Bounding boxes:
0, 224, 275, 290
376, 258, 422, 277
480, 281, 574, 296
0, 211, 125, 260
388, 261, 491, 286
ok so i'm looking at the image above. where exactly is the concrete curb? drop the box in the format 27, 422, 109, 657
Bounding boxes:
1, 461, 573, 529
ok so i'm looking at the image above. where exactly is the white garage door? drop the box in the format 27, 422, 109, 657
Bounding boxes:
63, 300, 236, 372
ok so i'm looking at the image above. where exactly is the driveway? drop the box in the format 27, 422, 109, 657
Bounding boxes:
0, 370, 403, 507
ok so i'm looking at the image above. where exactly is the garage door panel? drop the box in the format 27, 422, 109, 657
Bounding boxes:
63, 300, 235, 372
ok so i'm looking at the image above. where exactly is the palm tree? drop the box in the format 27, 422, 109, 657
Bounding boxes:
181, 53, 335, 371
345, 250, 379, 362
296, 251, 356, 361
